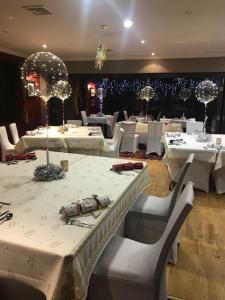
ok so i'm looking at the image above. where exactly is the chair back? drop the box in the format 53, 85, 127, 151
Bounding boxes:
169, 153, 194, 216
111, 128, 124, 156
66, 120, 82, 126
123, 110, 128, 121
147, 121, 162, 138
111, 111, 119, 132
120, 121, 136, 137
0, 127, 13, 149
154, 182, 194, 299
80, 111, 89, 126
186, 121, 203, 134
112, 123, 121, 141
9, 123, 19, 144
156, 111, 162, 121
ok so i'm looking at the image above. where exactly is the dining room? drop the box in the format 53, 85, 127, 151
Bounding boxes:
0, 1, 225, 300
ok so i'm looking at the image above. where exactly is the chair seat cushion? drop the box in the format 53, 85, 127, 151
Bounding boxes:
131, 193, 171, 217
93, 235, 155, 285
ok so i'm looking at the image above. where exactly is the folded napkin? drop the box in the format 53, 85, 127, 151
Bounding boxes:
111, 162, 144, 172
59, 194, 111, 219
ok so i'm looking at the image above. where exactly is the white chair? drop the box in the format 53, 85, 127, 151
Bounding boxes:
0, 126, 16, 162
120, 121, 139, 153
66, 120, 82, 126
100, 128, 124, 158
146, 121, 163, 155
125, 154, 194, 264
123, 110, 128, 121
186, 121, 203, 134
80, 111, 89, 126
105, 123, 120, 146
213, 150, 225, 194
111, 111, 119, 132
165, 122, 183, 132
9, 123, 19, 144
87, 182, 194, 300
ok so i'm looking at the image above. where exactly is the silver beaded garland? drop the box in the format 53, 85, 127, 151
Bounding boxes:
34, 163, 65, 181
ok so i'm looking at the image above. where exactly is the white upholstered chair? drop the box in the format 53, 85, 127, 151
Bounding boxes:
120, 121, 139, 153
9, 123, 19, 144
186, 121, 203, 134
105, 123, 120, 146
123, 110, 128, 121
100, 128, 124, 158
87, 182, 194, 300
146, 121, 163, 155
0, 126, 16, 161
80, 111, 89, 126
125, 154, 194, 264
66, 120, 82, 126
111, 111, 119, 132
213, 150, 225, 194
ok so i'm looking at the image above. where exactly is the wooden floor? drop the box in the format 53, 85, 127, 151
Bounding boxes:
122, 157, 225, 300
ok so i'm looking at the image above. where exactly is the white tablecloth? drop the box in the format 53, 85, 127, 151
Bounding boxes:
15, 127, 105, 154
88, 115, 113, 127
0, 150, 150, 300
164, 133, 225, 193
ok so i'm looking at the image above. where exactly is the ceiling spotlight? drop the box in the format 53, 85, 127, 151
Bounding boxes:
151, 52, 155, 56
8, 16, 14, 20
101, 24, 108, 31
141, 40, 146, 44
123, 19, 133, 28
42, 44, 47, 49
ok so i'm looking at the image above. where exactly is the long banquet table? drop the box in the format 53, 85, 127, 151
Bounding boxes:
15, 126, 105, 155
0, 150, 149, 300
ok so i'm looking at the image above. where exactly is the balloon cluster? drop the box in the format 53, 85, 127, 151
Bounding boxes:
195, 80, 218, 105
137, 86, 155, 101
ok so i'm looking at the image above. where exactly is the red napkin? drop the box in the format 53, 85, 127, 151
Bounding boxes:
111, 162, 144, 172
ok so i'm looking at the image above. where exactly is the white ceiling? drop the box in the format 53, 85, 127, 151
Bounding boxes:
1, 0, 225, 61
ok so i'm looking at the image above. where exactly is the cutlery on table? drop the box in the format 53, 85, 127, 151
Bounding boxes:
0, 212, 13, 224
66, 219, 94, 229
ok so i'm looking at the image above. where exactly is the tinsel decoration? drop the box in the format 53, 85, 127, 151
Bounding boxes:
34, 163, 65, 181
95, 42, 107, 71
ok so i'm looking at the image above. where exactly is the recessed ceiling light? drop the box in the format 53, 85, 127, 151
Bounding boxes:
42, 44, 47, 49
101, 24, 108, 31
123, 20, 133, 28
151, 52, 156, 56
8, 16, 14, 20
141, 40, 146, 44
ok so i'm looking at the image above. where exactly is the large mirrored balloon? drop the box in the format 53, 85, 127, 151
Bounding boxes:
195, 80, 218, 105
53, 80, 72, 101
96, 87, 107, 100
22, 52, 68, 103
179, 88, 191, 101
137, 86, 155, 101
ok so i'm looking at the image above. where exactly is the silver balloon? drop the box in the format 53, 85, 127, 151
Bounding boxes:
195, 80, 218, 105
22, 51, 68, 103
137, 86, 155, 101
96, 87, 107, 100
53, 80, 72, 101
179, 88, 191, 101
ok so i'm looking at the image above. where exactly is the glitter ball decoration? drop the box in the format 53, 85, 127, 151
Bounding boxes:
53, 80, 72, 101
95, 42, 107, 71
96, 87, 107, 114
34, 163, 65, 181
195, 80, 218, 105
22, 52, 68, 103
137, 86, 155, 101
179, 88, 191, 101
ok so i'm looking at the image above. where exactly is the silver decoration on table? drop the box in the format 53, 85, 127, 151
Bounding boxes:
195, 80, 218, 105
96, 87, 107, 115
34, 163, 65, 181
179, 88, 191, 118
22, 52, 68, 179
53, 80, 72, 126
137, 85, 155, 120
